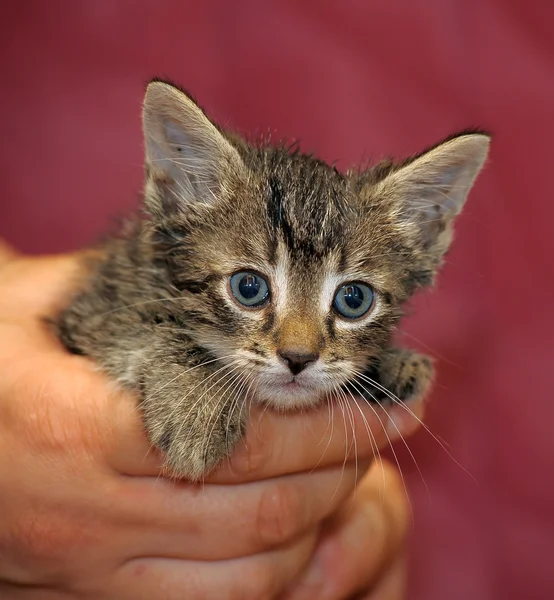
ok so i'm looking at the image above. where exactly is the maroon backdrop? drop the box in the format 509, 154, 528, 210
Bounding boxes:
2, 2, 553, 599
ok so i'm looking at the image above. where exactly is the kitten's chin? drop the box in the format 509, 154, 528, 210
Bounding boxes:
255, 383, 323, 410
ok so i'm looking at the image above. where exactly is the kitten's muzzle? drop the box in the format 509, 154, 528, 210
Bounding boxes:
277, 349, 319, 375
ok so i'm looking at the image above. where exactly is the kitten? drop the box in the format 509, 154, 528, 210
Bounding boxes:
55, 80, 489, 480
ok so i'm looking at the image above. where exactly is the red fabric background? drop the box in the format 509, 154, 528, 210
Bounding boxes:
2, 2, 553, 598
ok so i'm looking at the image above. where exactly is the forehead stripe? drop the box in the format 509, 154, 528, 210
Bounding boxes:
267, 176, 295, 249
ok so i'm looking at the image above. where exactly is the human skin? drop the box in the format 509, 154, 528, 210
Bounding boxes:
0, 245, 422, 599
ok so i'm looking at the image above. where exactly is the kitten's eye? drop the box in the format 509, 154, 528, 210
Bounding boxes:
230, 272, 270, 308
333, 282, 374, 319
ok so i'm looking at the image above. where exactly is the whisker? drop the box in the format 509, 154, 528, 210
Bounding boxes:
141, 354, 236, 407
159, 360, 242, 438
224, 372, 251, 450
309, 389, 336, 474
348, 375, 429, 502
395, 331, 460, 368
235, 376, 261, 459
352, 370, 476, 483
174, 360, 248, 450
342, 381, 412, 514
201, 368, 248, 481
97, 296, 184, 317
336, 383, 386, 503
330, 391, 351, 503
102, 354, 237, 440
343, 391, 359, 496
145, 360, 245, 474
153, 361, 246, 484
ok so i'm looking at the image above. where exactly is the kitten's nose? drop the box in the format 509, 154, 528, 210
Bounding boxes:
277, 349, 319, 375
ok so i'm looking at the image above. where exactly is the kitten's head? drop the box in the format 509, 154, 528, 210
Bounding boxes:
141, 80, 489, 409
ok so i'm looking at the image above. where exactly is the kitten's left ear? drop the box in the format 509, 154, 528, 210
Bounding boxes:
374, 132, 490, 255
142, 80, 246, 216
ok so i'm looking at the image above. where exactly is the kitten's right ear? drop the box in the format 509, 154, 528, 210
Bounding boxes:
142, 80, 245, 216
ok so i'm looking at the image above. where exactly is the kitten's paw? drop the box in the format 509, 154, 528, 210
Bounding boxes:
386, 349, 434, 402
148, 408, 245, 481
354, 348, 434, 405
161, 439, 223, 481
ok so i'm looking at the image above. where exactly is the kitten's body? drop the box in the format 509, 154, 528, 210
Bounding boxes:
56, 81, 489, 479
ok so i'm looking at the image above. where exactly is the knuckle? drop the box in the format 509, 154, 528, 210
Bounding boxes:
6, 505, 113, 589
12, 372, 105, 467
5, 512, 82, 585
12, 513, 65, 563
10, 508, 94, 564
255, 481, 305, 547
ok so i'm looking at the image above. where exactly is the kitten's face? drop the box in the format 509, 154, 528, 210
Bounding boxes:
156, 154, 411, 408
142, 81, 489, 409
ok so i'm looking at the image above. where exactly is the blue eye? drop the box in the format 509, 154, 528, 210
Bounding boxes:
230, 272, 270, 308
333, 282, 374, 319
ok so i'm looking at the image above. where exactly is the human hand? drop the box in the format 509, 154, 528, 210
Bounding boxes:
0, 247, 423, 599
282, 461, 410, 600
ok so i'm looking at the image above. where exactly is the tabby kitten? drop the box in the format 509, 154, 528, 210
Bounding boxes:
56, 80, 489, 480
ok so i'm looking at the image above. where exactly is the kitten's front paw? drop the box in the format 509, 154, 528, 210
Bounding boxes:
161, 438, 223, 481
354, 348, 434, 405
388, 349, 434, 402
156, 419, 242, 481
144, 402, 245, 481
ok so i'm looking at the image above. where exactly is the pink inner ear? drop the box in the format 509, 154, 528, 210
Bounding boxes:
164, 119, 192, 153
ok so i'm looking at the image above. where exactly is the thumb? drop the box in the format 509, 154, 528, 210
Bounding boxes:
0, 247, 164, 478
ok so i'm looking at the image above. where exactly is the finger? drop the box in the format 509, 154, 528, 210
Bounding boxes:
112, 529, 318, 600
106, 391, 424, 479
0, 319, 163, 478
112, 463, 368, 561
0, 311, 163, 480
104, 386, 424, 479
285, 461, 409, 600
101, 383, 166, 476
209, 398, 425, 483
0, 316, 163, 486
0, 295, 164, 479
0, 584, 76, 600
